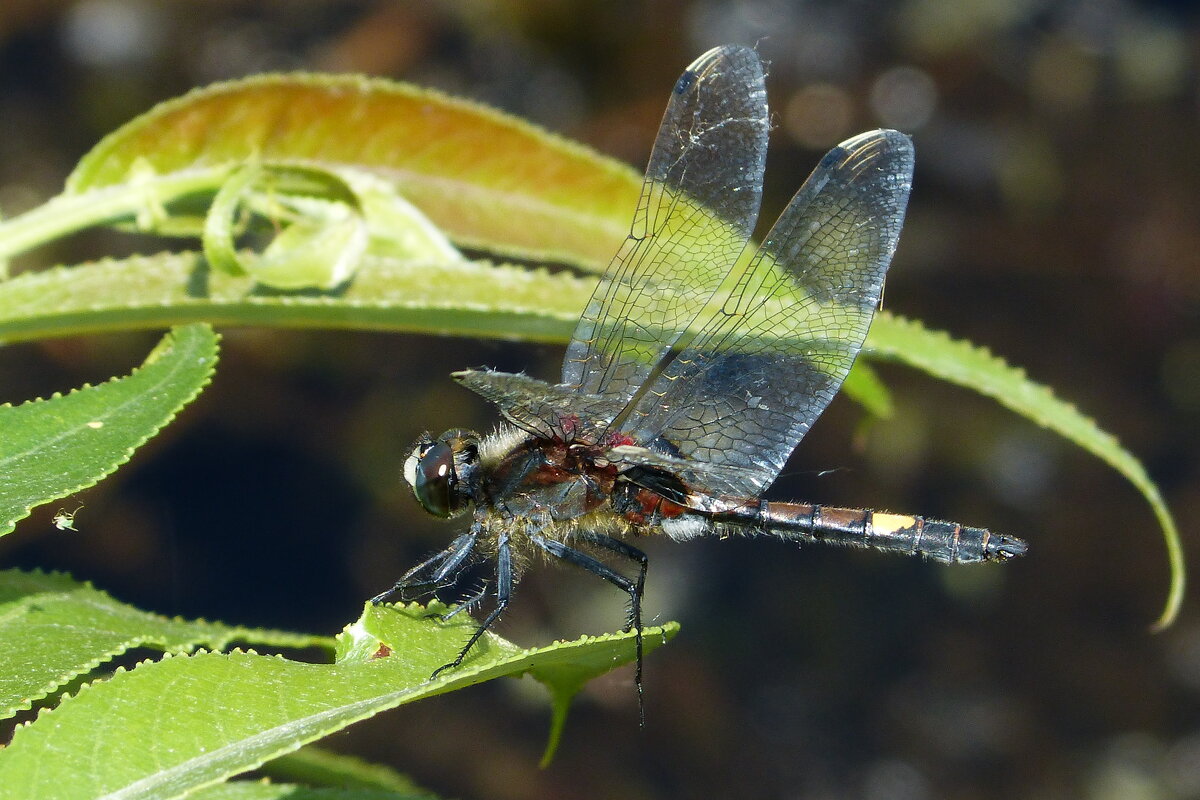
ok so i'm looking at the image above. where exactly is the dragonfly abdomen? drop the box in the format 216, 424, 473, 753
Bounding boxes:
729, 501, 1027, 564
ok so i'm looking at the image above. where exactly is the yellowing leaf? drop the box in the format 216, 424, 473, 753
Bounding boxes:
67, 74, 643, 271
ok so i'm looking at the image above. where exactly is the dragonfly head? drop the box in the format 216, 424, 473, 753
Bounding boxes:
404, 430, 480, 518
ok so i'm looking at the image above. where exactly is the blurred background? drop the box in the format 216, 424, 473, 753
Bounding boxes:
1, 1, 1198, 798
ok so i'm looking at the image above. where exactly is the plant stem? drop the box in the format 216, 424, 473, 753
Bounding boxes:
0, 168, 230, 268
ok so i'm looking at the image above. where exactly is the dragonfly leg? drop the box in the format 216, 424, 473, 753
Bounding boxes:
572, 531, 648, 633
371, 531, 477, 605
431, 531, 513, 680
530, 532, 647, 725
441, 579, 489, 620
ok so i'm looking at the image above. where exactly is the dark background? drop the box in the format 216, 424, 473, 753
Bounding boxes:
2, 2, 1199, 798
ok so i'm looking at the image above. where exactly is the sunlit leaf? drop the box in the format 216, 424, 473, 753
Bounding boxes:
0, 601, 675, 800
189, 783, 433, 800
199, 164, 454, 290
0, 252, 588, 345
65, 73, 642, 271
866, 313, 1184, 628
0, 324, 218, 536
258, 746, 435, 795
0, 569, 329, 719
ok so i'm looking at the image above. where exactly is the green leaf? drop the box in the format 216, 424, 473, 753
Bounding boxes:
0, 252, 589, 345
841, 360, 895, 421
189, 783, 433, 800
62, 73, 641, 271
247, 200, 368, 289
0, 602, 676, 800
199, 163, 457, 290
258, 746, 434, 795
0, 569, 330, 720
865, 313, 1185, 628
0, 323, 219, 535
202, 162, 264, 277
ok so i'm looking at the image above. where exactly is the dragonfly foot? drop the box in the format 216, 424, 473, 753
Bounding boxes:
430, 659, 460, 681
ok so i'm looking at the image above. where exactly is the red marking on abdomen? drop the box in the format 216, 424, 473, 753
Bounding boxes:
623, 488, 688, 524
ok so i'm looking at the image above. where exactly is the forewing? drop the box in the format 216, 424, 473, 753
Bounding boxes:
452, 370, 626, 441
626, 130, 915, 497
561, 44, 769, 408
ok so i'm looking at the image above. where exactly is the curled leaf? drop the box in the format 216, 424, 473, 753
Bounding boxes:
66, 73, 641, 271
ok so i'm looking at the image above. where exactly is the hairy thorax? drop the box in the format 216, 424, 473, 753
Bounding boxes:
473, 428, 688, 553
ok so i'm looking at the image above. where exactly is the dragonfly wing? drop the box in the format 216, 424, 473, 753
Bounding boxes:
607, 444, 756, 512
453, 370, 626, 442
626, 130, 915, 497
561, 44, 769, 409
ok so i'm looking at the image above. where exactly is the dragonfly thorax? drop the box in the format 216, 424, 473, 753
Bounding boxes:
403, 429, 481, 518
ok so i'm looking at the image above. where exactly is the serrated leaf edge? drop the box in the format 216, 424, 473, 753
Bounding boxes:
67, 72, 638, 195
868, 313, 1184, 627
1, 325, 219, 532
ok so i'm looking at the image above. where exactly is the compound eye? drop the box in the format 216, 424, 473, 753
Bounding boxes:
412, 441, 456, 517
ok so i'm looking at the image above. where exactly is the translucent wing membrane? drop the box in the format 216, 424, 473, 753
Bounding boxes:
459, 54, 911, 499
561, 44, 769, 406
453, 369, 625, 442
625, 130, 915, 497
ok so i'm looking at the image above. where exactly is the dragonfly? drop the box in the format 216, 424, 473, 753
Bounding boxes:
373, 44, 1027, 712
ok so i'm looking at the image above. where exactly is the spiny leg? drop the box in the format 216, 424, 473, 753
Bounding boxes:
530, 532, 648, 725
573, 531, 648, 631
431, 531, 513, 680
441, 579, 489, 621
575, 532, 649, 725
371, 531, 477, 605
